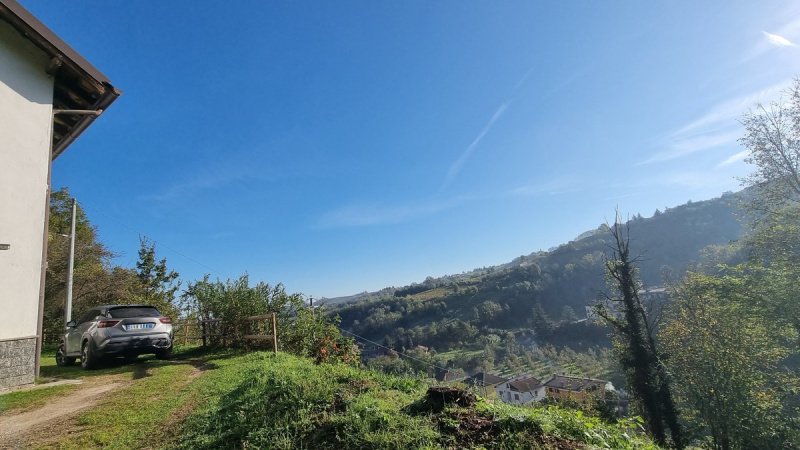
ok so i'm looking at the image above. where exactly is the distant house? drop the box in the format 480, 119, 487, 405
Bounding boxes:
434, 368, 465, 382
495, 375, 545, 405
543, 374, 614, 402
465, 372, 508, 388
464, 372, 508, 396
0, 0, 119, 389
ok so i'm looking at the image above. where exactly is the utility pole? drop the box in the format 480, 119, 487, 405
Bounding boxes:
64, 198, 76, 324
271, 312, 278, 354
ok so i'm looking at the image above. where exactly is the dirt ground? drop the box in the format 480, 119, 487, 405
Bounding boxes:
0, 359, 208, 450
0, 379, 124, 449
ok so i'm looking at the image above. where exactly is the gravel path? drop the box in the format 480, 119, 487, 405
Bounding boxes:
0, 381, 122, 449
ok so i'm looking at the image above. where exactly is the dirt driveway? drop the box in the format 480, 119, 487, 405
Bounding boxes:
0, 354, 209, 450
0, 379, 124, 448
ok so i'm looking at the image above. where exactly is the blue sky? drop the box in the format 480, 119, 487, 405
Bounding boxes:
26, 1, 800, 297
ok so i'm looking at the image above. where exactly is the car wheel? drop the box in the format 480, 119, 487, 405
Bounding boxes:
81, 340, 99, 370
155, 345, 173, 360
56, 343, 76, 367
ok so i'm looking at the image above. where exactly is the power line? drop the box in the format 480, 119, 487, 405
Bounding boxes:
338, 327, 455, 374
70, 197, 458, 376
74, 198, 224, 277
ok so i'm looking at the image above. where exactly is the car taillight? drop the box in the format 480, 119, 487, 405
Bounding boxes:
98, 320, 120, 328
159, 317, 171, 324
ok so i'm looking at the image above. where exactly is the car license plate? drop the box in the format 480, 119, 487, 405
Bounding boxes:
124, 323, 155, 331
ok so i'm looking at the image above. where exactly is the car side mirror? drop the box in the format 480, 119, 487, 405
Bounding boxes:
66, 320, 76, 328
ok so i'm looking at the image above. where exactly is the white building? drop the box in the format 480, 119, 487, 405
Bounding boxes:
0, 0, 119, 389
496, 375, 546, 405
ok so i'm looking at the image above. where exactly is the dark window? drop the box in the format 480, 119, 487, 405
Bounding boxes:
108, 307, 161, 319
77, 309, 99, 324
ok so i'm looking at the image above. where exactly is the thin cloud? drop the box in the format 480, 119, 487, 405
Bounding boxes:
715, 150, 749, 169
442, 67, 539, 189
142, 165, 273, 202
443, 101, 510, 188
507, 178, 582, 197
763, 31, 796, 48
142, 175, 240, 202
604, 192, 640, 201
639, 171, 733, 190
512, 66, 536, 92
638, 130, 741, 165
315, 198, 466, 228
741, 15, 800, 62
676, 80, 788, 136
638, 80, 791, 165
317, 176, 577, 228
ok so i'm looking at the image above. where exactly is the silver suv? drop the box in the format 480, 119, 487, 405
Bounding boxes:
56, 305, 174, 369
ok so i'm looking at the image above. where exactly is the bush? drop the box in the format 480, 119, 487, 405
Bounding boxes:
183, 274, 358, 364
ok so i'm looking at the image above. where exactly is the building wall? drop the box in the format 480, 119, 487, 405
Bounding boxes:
496, 383, 546, 405
545, 385, 603, 403
0, 20, 54, 389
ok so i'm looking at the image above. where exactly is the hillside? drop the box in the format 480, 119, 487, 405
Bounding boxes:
1, 348, 656, 449
175, 351, 657, 449
331, 190, 746, 353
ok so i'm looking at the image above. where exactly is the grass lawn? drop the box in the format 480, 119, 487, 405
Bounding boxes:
0, 383, 79, 414
4, 347, 657, 449
173, 352, 657, 450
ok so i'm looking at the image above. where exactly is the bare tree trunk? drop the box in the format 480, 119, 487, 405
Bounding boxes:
597, 218, 684, 448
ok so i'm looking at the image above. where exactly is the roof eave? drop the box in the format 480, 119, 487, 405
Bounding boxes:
0, 0, 112, 85
0, 0, 121, 158
52, 84, 121, 159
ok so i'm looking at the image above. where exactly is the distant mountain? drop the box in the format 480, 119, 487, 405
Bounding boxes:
331, 189, 748, 350
322, 288, 394, 306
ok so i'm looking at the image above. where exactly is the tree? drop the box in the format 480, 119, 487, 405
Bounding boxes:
739, 77, 800, 338
44, 188, 115, 335
653, 80, 800, 447
135, 236, 180, 317
44, 188, 164, 338
661, 271, 794, 449
595, 219, 684, 448
739, 78, 800, 212
530, 302, 554, 338
478, 300, 503, 324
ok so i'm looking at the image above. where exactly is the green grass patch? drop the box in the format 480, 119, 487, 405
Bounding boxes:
0, 383, 79, 414
175, 352, 658, 449
34, 348, 655, 449
39, 347, 239, 450
174, 352, 441, 449
38, 347, 138, 381
70, 364, 196, 448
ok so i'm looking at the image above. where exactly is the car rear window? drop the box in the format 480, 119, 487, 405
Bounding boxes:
108, 307, 161, 319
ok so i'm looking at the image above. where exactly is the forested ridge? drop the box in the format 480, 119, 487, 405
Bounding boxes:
331, 189, 746, 352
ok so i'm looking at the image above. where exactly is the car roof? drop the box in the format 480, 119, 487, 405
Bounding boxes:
93, 305, 159, 312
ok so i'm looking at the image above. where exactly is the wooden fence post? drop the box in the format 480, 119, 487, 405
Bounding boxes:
183, 322, 190, 346
272, 312, 278, 354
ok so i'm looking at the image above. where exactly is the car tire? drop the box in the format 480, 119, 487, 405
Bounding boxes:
155, 345, 173, 360
81, 340, 99, 370
56, 343, 76, 367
